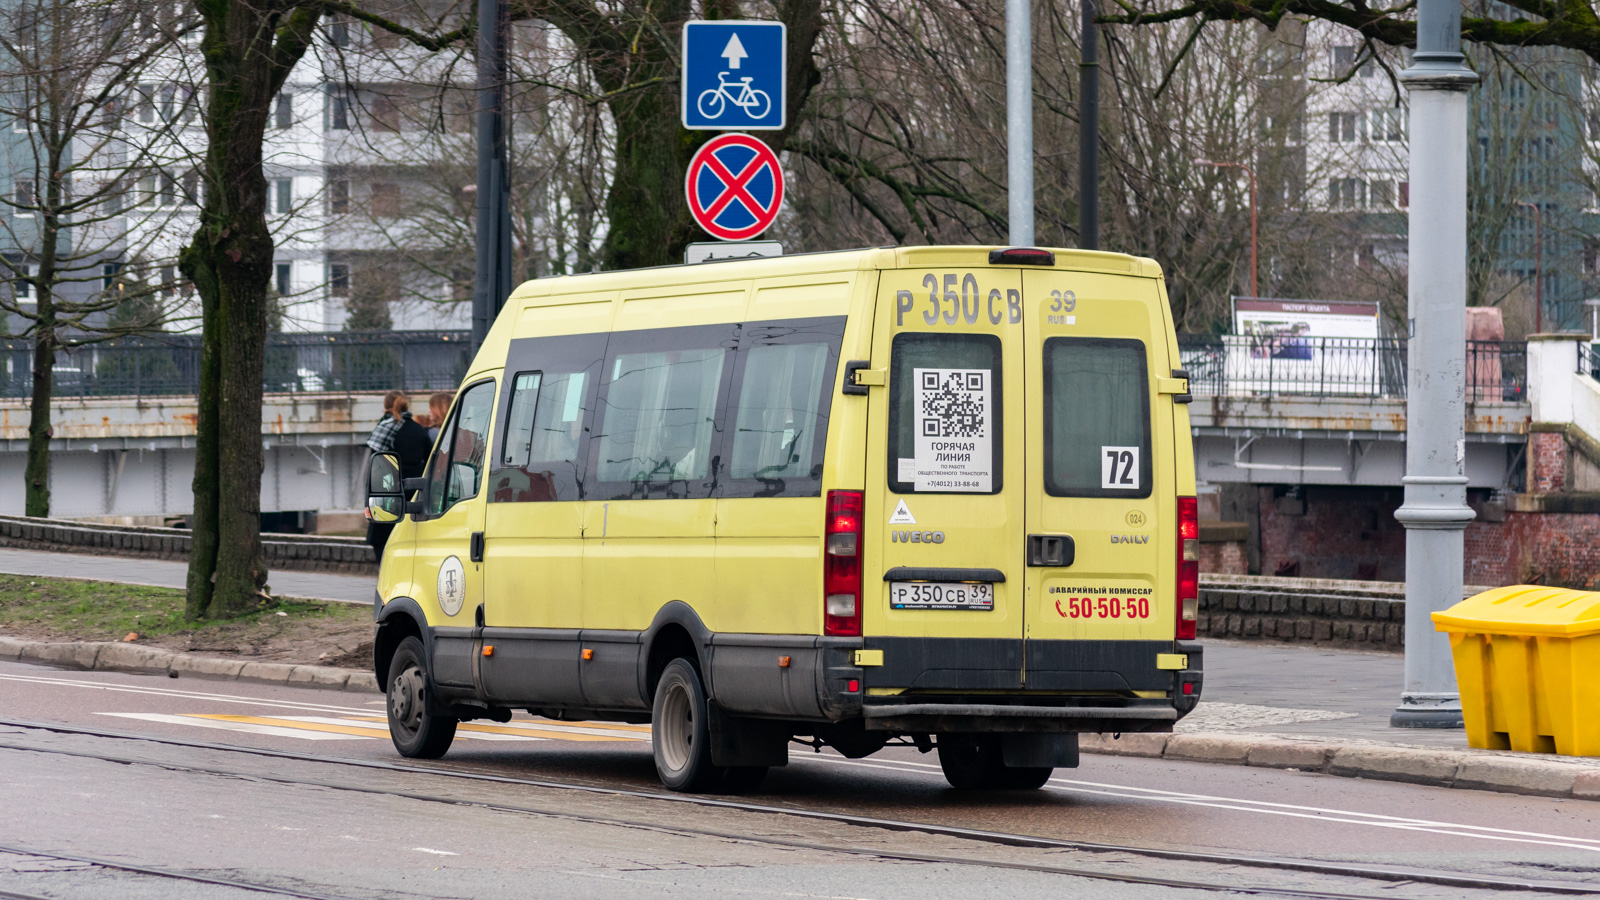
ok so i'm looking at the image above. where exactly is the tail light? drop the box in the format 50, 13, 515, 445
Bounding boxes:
824, 490, 864, 636
1176, 496, 1199, 640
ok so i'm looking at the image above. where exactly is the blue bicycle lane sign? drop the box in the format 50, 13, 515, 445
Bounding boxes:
681, 20, 786, 131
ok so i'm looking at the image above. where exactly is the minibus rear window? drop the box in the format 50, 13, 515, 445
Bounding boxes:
888, 332, 1002, 494
1043, 337, 1151, 498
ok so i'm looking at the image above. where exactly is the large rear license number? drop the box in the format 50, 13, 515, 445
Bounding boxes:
890, 582, 994, 610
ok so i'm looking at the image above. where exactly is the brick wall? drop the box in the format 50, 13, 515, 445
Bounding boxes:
1529, 431, 1567, 493
1257, 486, 1407, 581
1465, 510, 1600, 589
1199, 540, 1247, 574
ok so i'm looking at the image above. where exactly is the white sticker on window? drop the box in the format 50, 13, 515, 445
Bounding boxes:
911, 368, 992, 492
1101, 446, 1140, 490
897, 458, 917, 484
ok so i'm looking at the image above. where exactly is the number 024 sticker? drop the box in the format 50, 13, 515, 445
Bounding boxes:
1101, 446, 1140, 490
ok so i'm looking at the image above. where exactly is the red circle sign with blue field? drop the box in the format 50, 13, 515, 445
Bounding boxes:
685, 133, 785, 242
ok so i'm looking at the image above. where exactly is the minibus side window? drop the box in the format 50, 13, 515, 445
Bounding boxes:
590, 324, 736, 499
888, 332, 1002, 494
425, 379, 496, 516
492, 334, 606, 502
721, 316, 844, 499
1043, 337, 1152, 498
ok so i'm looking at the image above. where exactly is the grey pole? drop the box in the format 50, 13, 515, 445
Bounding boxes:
471, 0, 512, 354
1006, 0, 1033, 245
1392, 0, 1478, 729
1078, 0, 1098, 250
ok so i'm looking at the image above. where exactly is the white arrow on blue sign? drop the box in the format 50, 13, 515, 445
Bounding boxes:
681, 20, 786, 131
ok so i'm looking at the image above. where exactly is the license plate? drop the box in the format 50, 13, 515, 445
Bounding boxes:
889, 581, 994, 610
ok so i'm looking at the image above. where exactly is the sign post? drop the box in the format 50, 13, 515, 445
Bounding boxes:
682, 20, 787, 256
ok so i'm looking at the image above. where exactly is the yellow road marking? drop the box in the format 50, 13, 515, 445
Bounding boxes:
191, 714, 390, 738
347, 716, 646, 742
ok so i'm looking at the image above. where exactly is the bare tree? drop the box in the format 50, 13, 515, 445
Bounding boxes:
0, 0, 200, 516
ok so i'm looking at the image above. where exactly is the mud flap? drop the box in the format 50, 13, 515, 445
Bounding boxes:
1000, 733, 1080, 768
708, 705, 790, 767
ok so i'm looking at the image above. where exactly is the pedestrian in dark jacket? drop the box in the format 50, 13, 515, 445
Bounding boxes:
391, 395, 433, 479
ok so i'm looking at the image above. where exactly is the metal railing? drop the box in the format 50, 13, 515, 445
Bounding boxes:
0, 330, 473, 400
1178, 335, 1528, 401
1580, 341, 1600, 381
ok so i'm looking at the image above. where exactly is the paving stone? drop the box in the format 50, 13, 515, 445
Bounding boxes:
288, 665, 351, 688
1328, 746, 1460, 784
1079, 732, 1169, 757
238, 661, 295, 684
169, 655, 246, 679
94, 643, 173, 673
21, 641, 101, 669
1164, 734, 1257, 762
1246, 740, 1331, 770
1453, 756, 1581, 797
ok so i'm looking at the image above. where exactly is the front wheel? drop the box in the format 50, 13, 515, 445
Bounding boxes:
386, 636, 457, 759
652, 658, 725, 792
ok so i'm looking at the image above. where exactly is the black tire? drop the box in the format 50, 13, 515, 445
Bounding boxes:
995, 764, 1054, 790
651, 658, 725, 792
386, 636, 457, 759
937, 733, 1003, 789
717, 765, 769, 794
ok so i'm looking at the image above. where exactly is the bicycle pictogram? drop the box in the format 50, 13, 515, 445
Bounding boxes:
696, 71, 772, 123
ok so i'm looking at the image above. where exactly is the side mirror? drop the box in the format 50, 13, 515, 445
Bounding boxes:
367, 453, 403, 523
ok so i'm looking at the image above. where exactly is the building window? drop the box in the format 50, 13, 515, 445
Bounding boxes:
1370, 180, 1395, 207
13, 179, 36, 216
1331, 45, 1355, 74
371, 94, 399, 132
276, 263, 292, 295
328, 179, 349, 215
1328, 112, 1361, 143
12, 262, 32, 299
274, 93, 293, 129
1328, 177, 1365, 209
328, 90, 349, 130
328, 263, 350, 297
1369, 108, 1403, 142
327, 17, 350, 47
1398, 181, 1409, 208
370, 182, 400, 218
273, 178, 292, 215
102, 262, 123, 291
158, 265, 176, 299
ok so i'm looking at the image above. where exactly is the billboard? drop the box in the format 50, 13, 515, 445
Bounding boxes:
1227, 298, 1383, 395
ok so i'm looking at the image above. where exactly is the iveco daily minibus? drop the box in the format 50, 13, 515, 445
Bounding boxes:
365, 245, 1202, 792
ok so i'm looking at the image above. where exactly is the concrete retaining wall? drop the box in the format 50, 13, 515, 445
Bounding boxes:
0, 514, 377, 575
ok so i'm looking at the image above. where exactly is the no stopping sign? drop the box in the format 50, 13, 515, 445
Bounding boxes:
685, 133, 784, 242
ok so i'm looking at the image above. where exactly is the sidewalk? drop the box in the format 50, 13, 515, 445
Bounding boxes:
0, 547, 375, 605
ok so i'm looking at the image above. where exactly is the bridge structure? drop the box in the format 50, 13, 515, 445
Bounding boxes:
4, 332, 1598, 555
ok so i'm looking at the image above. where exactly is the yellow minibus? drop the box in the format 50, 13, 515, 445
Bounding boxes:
366, 245, 1202, 792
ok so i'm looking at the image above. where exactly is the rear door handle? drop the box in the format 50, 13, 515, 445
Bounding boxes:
1027, 534, 1074, 567
470, 531, 484, 562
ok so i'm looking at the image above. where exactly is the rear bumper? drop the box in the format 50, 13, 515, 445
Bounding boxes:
861, 701, 1179, 733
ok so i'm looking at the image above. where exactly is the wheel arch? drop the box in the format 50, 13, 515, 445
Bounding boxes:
374, 597, 429, 690
641, 601, 713, 703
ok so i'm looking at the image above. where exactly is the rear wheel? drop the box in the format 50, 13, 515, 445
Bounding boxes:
386, 636, 457, 759
937, 734, 1052, 790
652, 658, 725, 792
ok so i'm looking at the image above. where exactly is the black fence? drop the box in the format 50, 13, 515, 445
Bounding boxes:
0, 331, 473, 400
1177, 335, 1528, 402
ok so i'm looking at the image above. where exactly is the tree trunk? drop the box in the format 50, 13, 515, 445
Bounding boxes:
180, 0, 302, 618
604, 91, 697, 269
24, 305, 53, 518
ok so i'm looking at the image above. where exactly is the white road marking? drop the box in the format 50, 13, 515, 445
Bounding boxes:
97, 713, 361, 740
0, 671, 373, 715
413, 847, 458, 856
793, 753, 1600, 853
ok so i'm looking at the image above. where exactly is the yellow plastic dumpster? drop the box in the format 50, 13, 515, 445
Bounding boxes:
1433, 585, 1600, 756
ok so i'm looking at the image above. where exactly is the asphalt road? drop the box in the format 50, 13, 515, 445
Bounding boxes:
1, 660, 1596, 899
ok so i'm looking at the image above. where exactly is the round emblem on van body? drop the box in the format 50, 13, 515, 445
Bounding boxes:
1125, 510, 1147, 528
437, 556, 466, 617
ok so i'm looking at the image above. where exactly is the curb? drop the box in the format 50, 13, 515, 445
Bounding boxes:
0, 636, 379, 693
1080, 732, 1600, 803
4, 635, 1595, 802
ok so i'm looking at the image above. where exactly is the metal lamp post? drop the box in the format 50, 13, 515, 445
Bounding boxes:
1392, 0, 1479, 729
471, 0, 514, 354
1197, 159, 1258, 299
1006, 0, 1034, 246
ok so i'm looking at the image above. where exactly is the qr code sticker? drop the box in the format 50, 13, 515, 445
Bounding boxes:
919, 371, 986, 438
